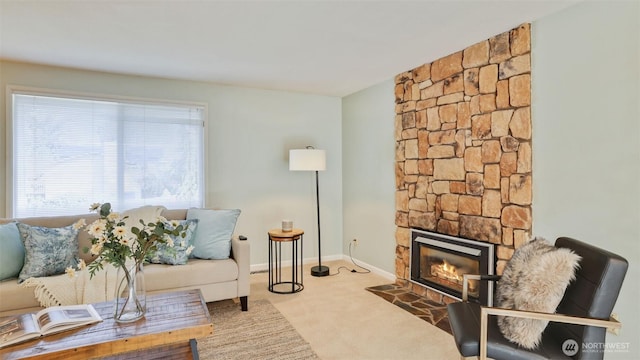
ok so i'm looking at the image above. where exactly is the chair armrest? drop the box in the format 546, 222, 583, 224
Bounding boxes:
461, 274, 501, 301
478, 307, 621, 360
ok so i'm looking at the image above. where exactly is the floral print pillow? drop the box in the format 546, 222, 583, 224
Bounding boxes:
147, 219, 198, 265
16, 223, 79, 283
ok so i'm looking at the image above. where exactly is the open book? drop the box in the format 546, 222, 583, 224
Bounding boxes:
0, 304, 102, 348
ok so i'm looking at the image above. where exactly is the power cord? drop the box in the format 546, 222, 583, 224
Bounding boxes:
329, 240, 371, 276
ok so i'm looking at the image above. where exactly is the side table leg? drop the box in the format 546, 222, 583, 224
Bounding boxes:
277, 241, 281, 284
292, 238, 297, 293
268, 236, 273, 292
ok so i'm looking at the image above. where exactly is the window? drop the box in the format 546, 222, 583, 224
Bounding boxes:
10, 89, 205, 217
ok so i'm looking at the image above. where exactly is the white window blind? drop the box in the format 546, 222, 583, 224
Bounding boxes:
11, 92, 205, 217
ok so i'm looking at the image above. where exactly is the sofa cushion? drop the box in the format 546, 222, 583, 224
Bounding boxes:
16, 223, 80, 283
144, 258, 238, 291
495, 237, 581, 349
187, 209, 240, 260
0, 277, 41, 313
0, 223, 25, 281
147, 219, 198, 265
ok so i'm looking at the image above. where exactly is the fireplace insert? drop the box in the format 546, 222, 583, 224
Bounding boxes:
410, 229, 495, 305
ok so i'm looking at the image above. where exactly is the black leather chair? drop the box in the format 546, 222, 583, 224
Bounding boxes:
447, 237, 628, 360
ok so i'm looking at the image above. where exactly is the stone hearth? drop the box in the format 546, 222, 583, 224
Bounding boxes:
394, 24, 532, 303
366, 284, 451, 334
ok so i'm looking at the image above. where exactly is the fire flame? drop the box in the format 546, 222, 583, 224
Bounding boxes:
430, 260, 477, 291
433, 260, 462, 282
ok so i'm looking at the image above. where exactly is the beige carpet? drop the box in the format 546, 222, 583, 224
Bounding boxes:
250, 260, 461, 359
197, 299, 319, 360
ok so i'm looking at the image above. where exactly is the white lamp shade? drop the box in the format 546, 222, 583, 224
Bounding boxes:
289, 149, 326, 171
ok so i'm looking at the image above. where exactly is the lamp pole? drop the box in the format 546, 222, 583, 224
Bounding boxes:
311, 169, 329, 277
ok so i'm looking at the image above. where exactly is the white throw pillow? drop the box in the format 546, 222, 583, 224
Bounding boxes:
122, 205, 166, 231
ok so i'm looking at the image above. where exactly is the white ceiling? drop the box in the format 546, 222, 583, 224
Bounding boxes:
0, 0, 580, 97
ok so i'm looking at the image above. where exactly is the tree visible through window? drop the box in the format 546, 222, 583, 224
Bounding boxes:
11, 91, 205, 217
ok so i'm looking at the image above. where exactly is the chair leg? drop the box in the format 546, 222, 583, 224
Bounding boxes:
240, 296, 248, 311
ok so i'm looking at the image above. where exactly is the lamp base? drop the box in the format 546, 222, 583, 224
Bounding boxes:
311, 265, 330, 277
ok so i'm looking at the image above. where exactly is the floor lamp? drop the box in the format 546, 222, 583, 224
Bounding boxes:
289, 146, 329, 277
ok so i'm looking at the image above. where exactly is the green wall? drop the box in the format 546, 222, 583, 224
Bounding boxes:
0, 61, 343, 268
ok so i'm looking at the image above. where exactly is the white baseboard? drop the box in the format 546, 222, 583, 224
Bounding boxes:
251, 254, 396, 282
250, 254, 342, 273
340, 255, 396, 281
250, 263, 269, 273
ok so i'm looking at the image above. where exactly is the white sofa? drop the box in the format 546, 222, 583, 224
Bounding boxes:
0, 209, 250, 316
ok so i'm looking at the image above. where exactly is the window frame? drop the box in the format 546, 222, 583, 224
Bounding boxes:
6, 85, 209, 217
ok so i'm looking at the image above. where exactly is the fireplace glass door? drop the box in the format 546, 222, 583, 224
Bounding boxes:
410, 229, 495, 305
419, 246, 480, 299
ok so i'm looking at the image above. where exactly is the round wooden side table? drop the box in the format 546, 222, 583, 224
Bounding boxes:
268, 228, 304, 294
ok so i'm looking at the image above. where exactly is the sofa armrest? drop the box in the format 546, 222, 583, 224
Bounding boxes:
231, 235, 250, 298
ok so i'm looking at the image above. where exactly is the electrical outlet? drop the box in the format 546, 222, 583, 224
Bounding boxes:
608, 313, 620, 335
352, 238, 359, 246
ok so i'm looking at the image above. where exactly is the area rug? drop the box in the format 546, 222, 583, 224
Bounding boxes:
197, 299, 319, 360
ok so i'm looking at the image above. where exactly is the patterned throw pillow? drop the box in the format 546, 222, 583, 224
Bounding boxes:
147, 219, 198, 265
16, 223, 79, 283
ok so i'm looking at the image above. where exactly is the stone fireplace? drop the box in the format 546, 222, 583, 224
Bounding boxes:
394, 24, 532, 304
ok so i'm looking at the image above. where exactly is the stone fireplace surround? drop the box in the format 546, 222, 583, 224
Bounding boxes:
394, 24, 532, 304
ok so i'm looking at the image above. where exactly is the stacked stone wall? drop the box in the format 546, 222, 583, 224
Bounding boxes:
394, 24, 532, 299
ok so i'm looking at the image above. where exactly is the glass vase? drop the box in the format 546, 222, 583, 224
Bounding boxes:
114, 261, 146, 323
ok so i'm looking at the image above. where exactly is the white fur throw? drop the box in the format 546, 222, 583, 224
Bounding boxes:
495, 237, 581, 349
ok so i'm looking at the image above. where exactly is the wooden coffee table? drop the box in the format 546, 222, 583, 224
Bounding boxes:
0, 289, 213, 359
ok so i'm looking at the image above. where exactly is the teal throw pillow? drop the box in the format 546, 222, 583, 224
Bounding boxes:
0, 222, 25, 281
187, 208, 240, 260
147, 219, 198, 265
16, 223, 79, 283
